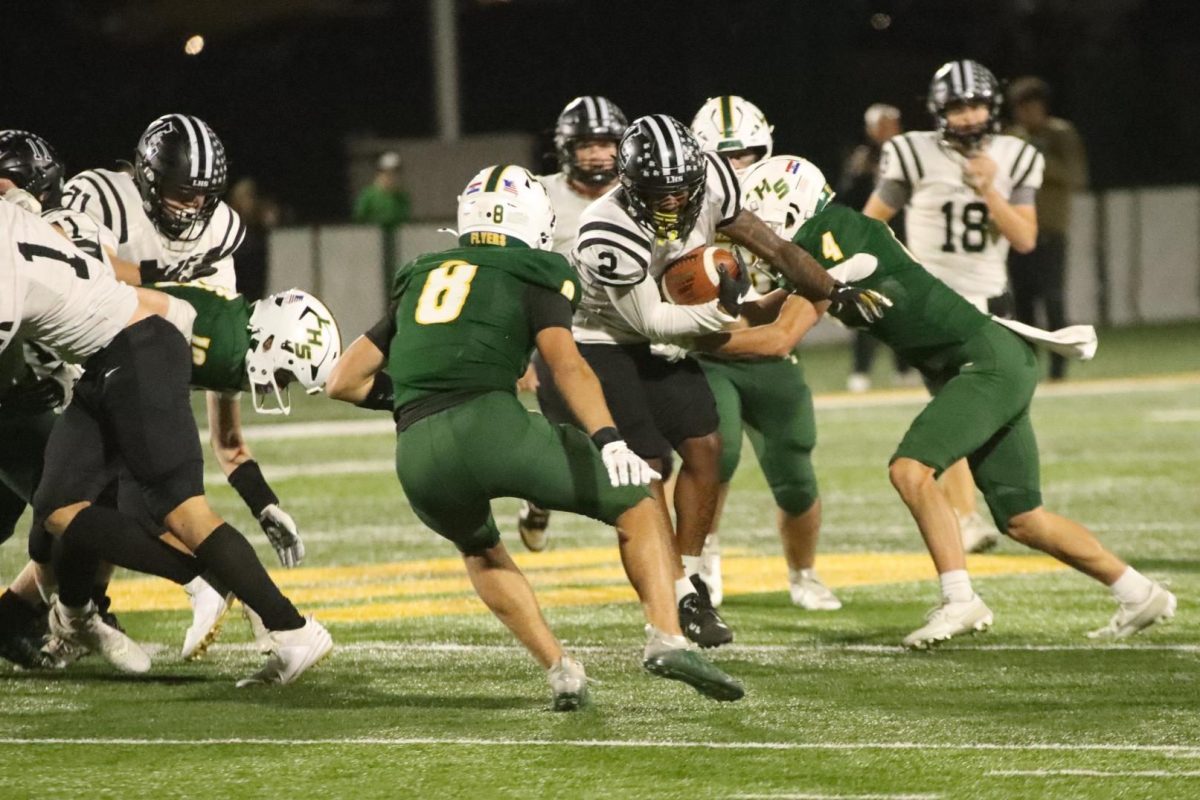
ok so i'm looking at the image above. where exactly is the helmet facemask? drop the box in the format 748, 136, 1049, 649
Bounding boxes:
554, 96, 628, 186
134, 114, 228, 242
928, 60, 1002, 154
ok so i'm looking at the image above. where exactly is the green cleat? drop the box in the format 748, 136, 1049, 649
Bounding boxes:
643, 648, 745, 702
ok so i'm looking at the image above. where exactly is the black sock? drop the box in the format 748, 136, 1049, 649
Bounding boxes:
53, 535, 101, 608
193, 524, 303, 631
0, 589, 41, 635
61, 505, 204, 586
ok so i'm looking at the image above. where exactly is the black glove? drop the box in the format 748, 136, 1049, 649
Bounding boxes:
829, 281, 893, 324
150, 257, 220, 283
716, 256, 751, 317
0, 377, 65, 416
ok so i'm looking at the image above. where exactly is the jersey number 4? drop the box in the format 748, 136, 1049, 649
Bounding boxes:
940, 201, 989, 253
414, 261, 478, 324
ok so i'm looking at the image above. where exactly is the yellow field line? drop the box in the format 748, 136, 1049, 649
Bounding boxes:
107, 551, 1066, 621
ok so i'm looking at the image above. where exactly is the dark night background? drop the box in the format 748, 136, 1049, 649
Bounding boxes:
5, 0, 1199, 221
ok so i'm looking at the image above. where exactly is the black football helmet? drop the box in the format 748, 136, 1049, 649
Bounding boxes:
554, 95, 628, 186
0, 130, 65, 207
618, 114, 706, 241
134, 113, 228, 241
927, 60, 1002, 152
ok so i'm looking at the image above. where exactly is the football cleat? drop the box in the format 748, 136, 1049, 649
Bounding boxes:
517, 501, 551, 553
48, 599, 151, 673
643, 626, 743, 702
243, 604, 273, 652
1088, 582, 1177, 640
902, 594, 993, 650
181, 577, 235, 661
698, 534, 723, 607
547, 655, 588, 711
958, 510, 1001, 554
788, 568, 842, 611
0, 630, 60, 670
678, 574, 734, 648
236, 616, 332, 687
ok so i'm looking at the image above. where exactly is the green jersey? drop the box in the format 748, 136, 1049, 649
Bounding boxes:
388, 242, 580, 417
154, 282, 252, 393
790, 205, 989, 371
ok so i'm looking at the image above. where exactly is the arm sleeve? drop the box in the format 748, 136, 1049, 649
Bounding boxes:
363, 308, 397, 356
573, 232, 649, 287
874, 177, 911, 209
522, 283, 574, 335
605, 279, 733, 342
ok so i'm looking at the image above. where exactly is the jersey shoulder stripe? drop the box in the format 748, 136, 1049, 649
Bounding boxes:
1008, 142, 1034, 178
578, 220, 651, 256
898, 133, 926, 179
64, 169, 131, 244
884, 138, 914, 187
705, 152, 740, 222
212, 204, 246, 259
1014, 149, 1044, 189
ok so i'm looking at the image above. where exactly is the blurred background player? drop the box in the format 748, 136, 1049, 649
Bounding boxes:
517, 95, 628, 552
838, 103, 916, 392
863, 59, 1043, 554
326, 165, 744, 708
686, 97, 840, 611
1006, 76, 1089, 382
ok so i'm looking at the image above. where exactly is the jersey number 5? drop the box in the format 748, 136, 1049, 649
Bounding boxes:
414, 261, 479, 324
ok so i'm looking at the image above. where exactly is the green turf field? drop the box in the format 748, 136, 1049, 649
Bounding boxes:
2, 323, 1198, 799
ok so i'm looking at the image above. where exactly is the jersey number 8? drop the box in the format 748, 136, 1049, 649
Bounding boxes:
414, 261, 479, 324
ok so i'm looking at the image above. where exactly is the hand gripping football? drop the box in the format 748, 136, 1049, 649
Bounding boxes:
661, 246, 742, 305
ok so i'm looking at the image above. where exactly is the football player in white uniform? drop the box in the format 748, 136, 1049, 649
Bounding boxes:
61, 115, 306, 653
863, 60, 1045, 554
517, 96, 629, 551
2, 199, 333, 683
686, 98, 842, 612
572, 114, 889, 646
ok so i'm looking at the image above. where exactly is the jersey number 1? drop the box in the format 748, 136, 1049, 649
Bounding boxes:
940, 201, 989, 253
414, 261, 478, 324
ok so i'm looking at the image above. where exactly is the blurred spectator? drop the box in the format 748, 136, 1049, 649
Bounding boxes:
228, 177, 280, 302
353, 151, 411, 228
837, 103, 914, 392
1006, 77, 1088, 381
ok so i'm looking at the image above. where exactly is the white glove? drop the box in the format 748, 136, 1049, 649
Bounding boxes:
649, 342, 689, 363
258, 504, 305, 567
600, 440, 661, 487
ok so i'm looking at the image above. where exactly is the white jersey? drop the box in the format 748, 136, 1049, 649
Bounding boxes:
571, 153, 742, 344
0, 201, 138, 364
42, 206, 118, 269
61, 168, 245, 290
879, 131, 1043, 304
537, 172, 601, 255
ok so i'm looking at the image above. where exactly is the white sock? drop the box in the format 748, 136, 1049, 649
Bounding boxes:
674, 576, 696, 603
681, 555, 703, 576
1110, 566, 1154, 605
939, 569, 974, 603
788, 567, 816, 584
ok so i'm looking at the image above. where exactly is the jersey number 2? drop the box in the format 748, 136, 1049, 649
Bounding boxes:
414, 261, 478, 324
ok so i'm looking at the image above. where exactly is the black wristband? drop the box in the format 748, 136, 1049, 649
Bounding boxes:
356, 372, 395, 411
590, 426, 622, 448
227, 460, 279, 518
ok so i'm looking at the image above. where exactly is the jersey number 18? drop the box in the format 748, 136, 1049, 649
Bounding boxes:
940, 201, 989, 254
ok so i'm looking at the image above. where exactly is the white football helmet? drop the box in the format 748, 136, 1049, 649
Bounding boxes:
738, 155, 836, 275
245, 289, 342, 415
690, 96, 774, 167
457, 164, 555, 250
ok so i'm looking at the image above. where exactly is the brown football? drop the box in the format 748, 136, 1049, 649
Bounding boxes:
661, 246, 741, 305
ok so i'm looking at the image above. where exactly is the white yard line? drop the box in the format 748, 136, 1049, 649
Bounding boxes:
1149, 409, 1200, 423
1, 738, 1197, 753
988, 769, 1200, 778
733, 794, 940, 800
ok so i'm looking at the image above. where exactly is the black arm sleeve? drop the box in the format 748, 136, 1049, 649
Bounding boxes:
522, 284, 574, 337
363, 306, 397, 356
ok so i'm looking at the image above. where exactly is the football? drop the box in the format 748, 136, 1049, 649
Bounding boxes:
661, 246, 741, 305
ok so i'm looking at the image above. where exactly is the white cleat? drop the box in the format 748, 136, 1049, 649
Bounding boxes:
236, 616, 332, 687
181, 577, 235, 661
1088, 582, 1177, 640
242, 604, 273, 653
903, 594, 993, 650
958, 510, 1001, 554
517, 501, 551, 553
699, 534, 723, 607
48, 599, 151, 674
788, 568, 842, 611
547, 655, 588, 711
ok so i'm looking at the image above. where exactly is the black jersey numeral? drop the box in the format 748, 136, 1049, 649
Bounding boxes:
18, 241, 89, 279
940, 201, 990, 254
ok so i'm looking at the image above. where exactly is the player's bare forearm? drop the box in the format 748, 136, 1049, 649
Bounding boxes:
206, 390, 252, 475
109, 250, 143, 286
720, 210, 834, 302
693, 295, 820, 359
536, 327, 615, 436
862, 194, 899, 222
984, 192, 1038, 253
326, 335, 386, 404
738, 289, 791, 327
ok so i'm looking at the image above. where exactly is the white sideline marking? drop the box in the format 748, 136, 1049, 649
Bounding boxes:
733, 794, 940, 799
204, 460, 393, 484
988, 769, 1200, 778
199, 374, 1200, 443
1149, 409, 1200, 423
1, 738, 1198, 754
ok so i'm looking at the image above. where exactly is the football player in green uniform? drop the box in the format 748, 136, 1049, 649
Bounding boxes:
741, 155, 1175, 648
327, 165, 744, 709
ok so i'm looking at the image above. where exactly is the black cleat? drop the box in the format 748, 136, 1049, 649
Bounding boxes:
517, 501, 551, 552
0, 630, 61, 670
679, 574, 733, 648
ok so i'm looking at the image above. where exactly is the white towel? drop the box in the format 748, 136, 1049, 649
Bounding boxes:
991, 316, 1098, 361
